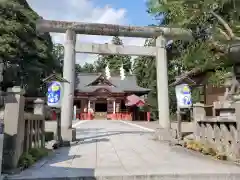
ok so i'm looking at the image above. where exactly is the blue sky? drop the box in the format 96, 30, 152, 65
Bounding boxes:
92, 0, 156, 26
27, 0, 156, 64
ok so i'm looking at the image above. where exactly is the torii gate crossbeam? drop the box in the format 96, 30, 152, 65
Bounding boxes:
36, 19, 192, 145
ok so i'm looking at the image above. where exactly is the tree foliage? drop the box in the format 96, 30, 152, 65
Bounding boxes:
52, 43, 64, 73
133, 39, 179, 118
0, 0, 60, 95
131, 0, 240, 118
76, 36, 132, 74
147, 0, 240, 71
98, 36, 132, 74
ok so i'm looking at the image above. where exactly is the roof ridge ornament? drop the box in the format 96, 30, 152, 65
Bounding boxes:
105, 64, 111, 79
120, 64, 125, 80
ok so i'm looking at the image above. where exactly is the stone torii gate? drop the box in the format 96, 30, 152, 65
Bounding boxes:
37, 19, 192, 143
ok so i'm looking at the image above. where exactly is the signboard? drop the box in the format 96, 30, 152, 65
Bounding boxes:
175, 84, 192, 108
47, 81, 63, 108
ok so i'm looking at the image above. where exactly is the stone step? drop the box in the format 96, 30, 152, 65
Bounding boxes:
6, 174, 240, 180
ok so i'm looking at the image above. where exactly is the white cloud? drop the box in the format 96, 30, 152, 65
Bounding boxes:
27, 0, 146, 65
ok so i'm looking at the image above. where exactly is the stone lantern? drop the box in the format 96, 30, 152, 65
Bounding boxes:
228, 41, 240, 82
223, 72, 234, 102
224, 72, 233, 88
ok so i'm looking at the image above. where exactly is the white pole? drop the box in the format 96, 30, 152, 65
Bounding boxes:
113, 100, 116, 114
88, 100, 91, 111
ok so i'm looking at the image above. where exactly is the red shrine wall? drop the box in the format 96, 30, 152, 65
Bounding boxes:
49, 90, 150, 121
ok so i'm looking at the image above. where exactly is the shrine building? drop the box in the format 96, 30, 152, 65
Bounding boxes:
73, 66, 151, 120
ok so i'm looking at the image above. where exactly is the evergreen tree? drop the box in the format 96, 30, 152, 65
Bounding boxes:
133, 38, 180, 118
76, 63, 96, 73
133, 0, 240, 118
0, 0, 59, 95
98, 36, 132, 74
147, 0, 240, 77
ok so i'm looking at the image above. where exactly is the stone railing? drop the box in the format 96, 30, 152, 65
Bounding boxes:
193, 102, 240, 160
23, 113, 45, 152
2, 87, 45, 170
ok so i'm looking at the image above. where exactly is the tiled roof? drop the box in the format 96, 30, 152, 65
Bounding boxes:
75, 73, 150, 94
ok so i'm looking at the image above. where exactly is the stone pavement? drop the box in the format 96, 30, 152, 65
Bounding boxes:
6, 120, 240, 180
129, 120, 193, 134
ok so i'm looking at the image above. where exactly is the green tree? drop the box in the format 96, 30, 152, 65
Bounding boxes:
133, 38, 181, 118
98, 36, 132, 74
0, 0, 58, 95
147, 0, 240, 72
75, 64, 82, 73
93, 55, 107, 73
144, 0, 240, 110
77, 63, 96, 73
52, 43, 64, 73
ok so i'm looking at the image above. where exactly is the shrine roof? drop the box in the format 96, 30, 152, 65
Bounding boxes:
75, 73, 150, 95
170, 68, 215, 87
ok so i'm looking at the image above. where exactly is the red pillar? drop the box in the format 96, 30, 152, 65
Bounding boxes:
147, 112, 150, 122
52, 111, 57, 121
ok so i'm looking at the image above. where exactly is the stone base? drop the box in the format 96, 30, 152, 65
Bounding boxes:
59, 140, 71, 147
60, 127, 76, 146
154, 128, 176, 144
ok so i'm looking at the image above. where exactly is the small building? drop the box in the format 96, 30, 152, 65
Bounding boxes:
74, 66, 151, 120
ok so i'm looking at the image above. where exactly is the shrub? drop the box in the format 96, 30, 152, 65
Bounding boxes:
18, 153, 35, 168
184, 140, 229, 160
29, 148, 49, 160
186, 140, 203, 152
18, 148, 49, 169
201, 146, 217, 156
45, 131, 54, 142
215, 153, 228, 160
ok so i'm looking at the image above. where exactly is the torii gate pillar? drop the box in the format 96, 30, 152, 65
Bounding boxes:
60, 29, 76, 143
156, 36, 170, 129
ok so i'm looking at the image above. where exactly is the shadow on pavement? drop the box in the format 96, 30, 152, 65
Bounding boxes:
7, 125, 153, 179
75, 138, 109, 145
76, 129, 153, 141
7, 147, 96, 180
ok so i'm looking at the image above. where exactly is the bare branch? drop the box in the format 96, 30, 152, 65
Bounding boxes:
210, 11, 235, 39
216, 27, 231, 40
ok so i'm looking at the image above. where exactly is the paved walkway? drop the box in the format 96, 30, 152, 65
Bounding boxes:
129, 120, 194, 133
7, 120, 240, 180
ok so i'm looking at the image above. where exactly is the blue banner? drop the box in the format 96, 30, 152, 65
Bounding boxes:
175, 84, 192, 108
47, 81, 61, 107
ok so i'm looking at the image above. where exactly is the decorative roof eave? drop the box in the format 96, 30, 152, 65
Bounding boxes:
124, 89, 151, 93
170, 68, 215, 87
42, 73, 69, 83
171, 77, 197, 87
85, 73, 116, 87
124, 90, 150, 96
92, 87, 112, 93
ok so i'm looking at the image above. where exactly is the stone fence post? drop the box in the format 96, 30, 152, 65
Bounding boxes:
193, 103, 206, 122
193, 103, 206, 140
3, 86, 25, 170
232, 101, 240, 143
33, 98, 45, 148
